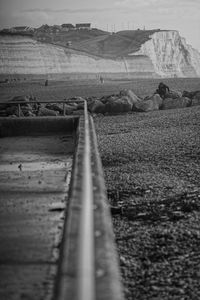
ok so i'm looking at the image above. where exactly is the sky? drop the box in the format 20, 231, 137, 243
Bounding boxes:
0, 0, 200, 51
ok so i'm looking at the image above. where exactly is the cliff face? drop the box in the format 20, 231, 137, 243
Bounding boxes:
129, 30, 200, 77
0, 35, 155, 77
0, 31, 200, 78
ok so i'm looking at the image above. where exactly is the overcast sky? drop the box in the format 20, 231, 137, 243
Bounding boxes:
0, 0, 199, 50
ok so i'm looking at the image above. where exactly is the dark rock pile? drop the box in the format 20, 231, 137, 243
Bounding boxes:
0, 95, 84, 117
1, 86, 200, 117
88, 87, 200, 114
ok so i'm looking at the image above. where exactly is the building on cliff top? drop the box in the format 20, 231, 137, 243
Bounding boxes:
75, 23, 91, 30
61, 24, 75, 31
12, 26, 34, 32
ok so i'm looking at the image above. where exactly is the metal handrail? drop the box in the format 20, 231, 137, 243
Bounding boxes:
54, 99, 124, 300
0, 99, 84, 117
77, 100, 95, 300
0, 98, 124, 299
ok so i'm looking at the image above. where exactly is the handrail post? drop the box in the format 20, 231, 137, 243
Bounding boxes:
17, 104, 20, 117
63, 103, 65, 116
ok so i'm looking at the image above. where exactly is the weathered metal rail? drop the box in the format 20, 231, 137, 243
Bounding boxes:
0, 100, 124, 300
0, 99, 82, 117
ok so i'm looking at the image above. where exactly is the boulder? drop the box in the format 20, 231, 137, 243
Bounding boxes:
76, 102, 85, 110
69, 102, 78, 110
88, 99, 105, 114
70, 97, 86, 109
6, 106, 18, 116
6, 106, 24, 117
21, 104, 34, 116
11, 95, 29, 102
26, 111, 36, 117
165, 90, 182, 99
120, 89, 142, 111
3, 95, 30, 112
45, 103, 63, 114
64, 104, 76, 115
38, 107, 59, 116
182, 90, 200, 99
161, 97, 192, 110
1, 95, 34, 116
193, 91, 200, 100
10, 95, 30, 106
132, 94, 162, 112
105, 96, 132, 114
73, 110, 84, 115
191, 97, 200, 106
100, 95, 118, 104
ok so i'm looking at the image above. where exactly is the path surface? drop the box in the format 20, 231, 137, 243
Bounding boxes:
0, 135, 74, 300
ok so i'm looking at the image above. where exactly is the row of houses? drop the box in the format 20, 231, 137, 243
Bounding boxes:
61, 23, 91, 31
2, 23, 91, 34
1, 26, 34, 34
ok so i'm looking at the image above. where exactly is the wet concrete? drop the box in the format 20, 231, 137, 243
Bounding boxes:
0, 135, 74, 300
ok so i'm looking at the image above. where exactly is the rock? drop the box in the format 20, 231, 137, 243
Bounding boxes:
64, 104, 76, 115
6, 106, 24, 117
100, 95, 118, 104
69, 102, 78, 110
191, 91, 200, 107
120, 89, 142, 111
1, 95, 34, 116
161, 97, 192, 110
75, 96, 85, 102
191, 97, 200, 106
76, 102, 84, 110
11, 95, 29, 101
105, 96, 132, 114
88, 99, 105, 114
21, 104, 34, 116
165, 90, 182, 99
71, 97, 86, 109
10, 95, 30, 105
26, 111, 36, 117
45, 103, 63, 114
193, 91, 200, 100
38, 107, 59, 116
137, 94, 163, 112
152, 93, 163, 108
73, 110, 84, 115
182, 91, 194, 98
6, 106, 18, 116
182, 90, 200, 99
136, 100, 157, 112
4, 95, 31, 112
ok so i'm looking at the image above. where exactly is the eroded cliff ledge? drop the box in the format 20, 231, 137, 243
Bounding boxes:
129, 30, 200, 77
0, 30, 200, 78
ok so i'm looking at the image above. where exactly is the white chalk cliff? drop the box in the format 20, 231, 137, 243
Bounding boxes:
0, 30, 200, 78
0, 35, 155, 77
129, 30, 200, 77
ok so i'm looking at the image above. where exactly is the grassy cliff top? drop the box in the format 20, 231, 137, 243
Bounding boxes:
0, 27, 167, 58
33, 28, 164, 58
67, 29, 163, 58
